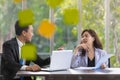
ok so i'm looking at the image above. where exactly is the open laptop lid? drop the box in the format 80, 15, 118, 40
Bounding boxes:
41, 50, 73, 72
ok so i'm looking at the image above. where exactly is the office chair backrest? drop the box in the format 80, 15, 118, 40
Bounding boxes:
0, 53, 1, 75
108, 58, 110, 68
0, 53, 3, 80
0, 53, 4, 80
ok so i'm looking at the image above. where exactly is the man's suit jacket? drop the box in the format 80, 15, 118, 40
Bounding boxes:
2, 38, 50, 80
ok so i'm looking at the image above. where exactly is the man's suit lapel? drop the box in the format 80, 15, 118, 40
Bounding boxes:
13, 38, 30, 65
13, 38, 20, 62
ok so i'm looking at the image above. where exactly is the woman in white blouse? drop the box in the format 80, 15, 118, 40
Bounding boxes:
71, 29, 108, 69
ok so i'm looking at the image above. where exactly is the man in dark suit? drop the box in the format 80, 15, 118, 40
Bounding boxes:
2, 20, 50, 80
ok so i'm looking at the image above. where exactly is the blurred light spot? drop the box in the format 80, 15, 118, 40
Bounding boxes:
46, 0, 64, 8
13, 0, 24, 4
63, 8, 80, 25
37, 19, 56, 39
21, 43, 37, 60
18, 9, 34, 27
72, 27, 77, 36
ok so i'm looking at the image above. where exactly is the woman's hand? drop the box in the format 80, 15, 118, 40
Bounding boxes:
74, 43, 88, 54
100, 63, 106, 69
74, 44, 84, 55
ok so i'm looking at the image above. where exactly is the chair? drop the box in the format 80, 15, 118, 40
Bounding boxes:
0, 53, 4, 80
108, 58, 110, 68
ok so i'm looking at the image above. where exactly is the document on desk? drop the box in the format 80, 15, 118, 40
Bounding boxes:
75, 67, 95, 70
74, 54, 114, 70
94, 54, 113, 69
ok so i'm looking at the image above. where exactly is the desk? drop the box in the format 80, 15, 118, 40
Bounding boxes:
17, 68, 120, 80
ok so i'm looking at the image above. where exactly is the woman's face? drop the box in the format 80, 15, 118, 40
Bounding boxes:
81, 31, 95, 44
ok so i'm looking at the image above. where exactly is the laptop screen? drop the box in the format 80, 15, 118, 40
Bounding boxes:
49, 50, 73, 70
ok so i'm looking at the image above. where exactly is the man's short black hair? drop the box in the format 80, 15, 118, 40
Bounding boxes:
15, 20, 29, 36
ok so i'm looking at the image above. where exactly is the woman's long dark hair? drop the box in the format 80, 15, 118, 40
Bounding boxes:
80, 29, 103, 56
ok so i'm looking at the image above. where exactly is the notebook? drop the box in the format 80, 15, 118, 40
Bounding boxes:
41, 50, 73, 72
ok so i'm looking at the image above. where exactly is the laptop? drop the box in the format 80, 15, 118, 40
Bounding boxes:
41, 50, 73, 72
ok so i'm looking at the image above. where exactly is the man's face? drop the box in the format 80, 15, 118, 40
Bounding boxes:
23, 25, 34, 42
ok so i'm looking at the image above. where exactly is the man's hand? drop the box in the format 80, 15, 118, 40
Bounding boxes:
57, 45, 65, 50
26, 64, 41, 71
31, 64, 41, 71
26, 66, 33, 71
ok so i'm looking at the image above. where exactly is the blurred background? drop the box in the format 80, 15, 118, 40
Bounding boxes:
0, 0, 120, 67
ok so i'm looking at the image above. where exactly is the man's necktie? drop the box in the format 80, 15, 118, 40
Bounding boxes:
19, 59, 24, 80
20, 59, 24, 65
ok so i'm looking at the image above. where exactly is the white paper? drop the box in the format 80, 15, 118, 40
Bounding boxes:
94, 54, 113, 69
74, 54, 114, 70
75, 67, 95, 70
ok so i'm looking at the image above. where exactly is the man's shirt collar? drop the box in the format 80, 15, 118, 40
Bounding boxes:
16, 37, 24, 48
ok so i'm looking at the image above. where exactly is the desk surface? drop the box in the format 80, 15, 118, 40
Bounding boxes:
17, 68, 120, 80
17, 68, 120, 76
